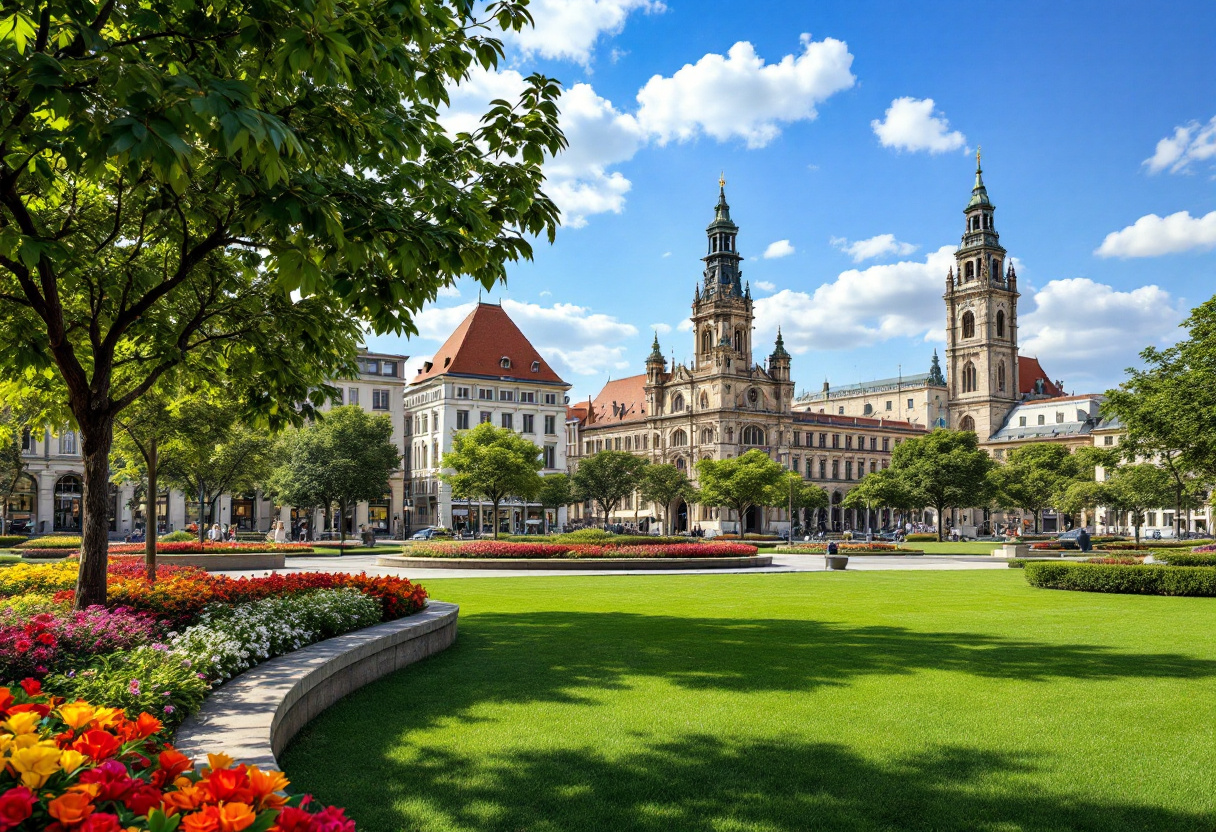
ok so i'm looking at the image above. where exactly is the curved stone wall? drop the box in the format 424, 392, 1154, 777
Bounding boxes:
376, 555, 773, 570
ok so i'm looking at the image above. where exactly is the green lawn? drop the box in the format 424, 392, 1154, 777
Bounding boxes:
899, 540, 1001, 555
281, 571, 1216, 832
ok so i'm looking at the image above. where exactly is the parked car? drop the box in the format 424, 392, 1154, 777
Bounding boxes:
410, 527, 454, 541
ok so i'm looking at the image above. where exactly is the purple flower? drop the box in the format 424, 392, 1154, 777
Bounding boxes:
128, 678, 141, 696
163, 705, 176, 714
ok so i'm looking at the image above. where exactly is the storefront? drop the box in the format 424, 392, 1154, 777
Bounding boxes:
367, 492, 391, 537
5, 474, 36, 534
54, 475, 83, 532
231, 494, 257, 531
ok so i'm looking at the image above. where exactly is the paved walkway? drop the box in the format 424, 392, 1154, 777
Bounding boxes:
217, 553, 1010, 580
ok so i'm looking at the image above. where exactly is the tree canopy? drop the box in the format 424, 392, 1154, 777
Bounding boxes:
989, 443, 1080, 533
1102, 463, 1174, 544
638, 464, 693, 535
572, 451, 648, 527
441, 422, 542, 539
535, 473, 576, 533
696, 450, 787, 534
888, 429, 995, 541
0, 0, 564, 605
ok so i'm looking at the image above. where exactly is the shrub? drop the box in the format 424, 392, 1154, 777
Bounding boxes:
107, 542, 313, 555
1192, 544, 1216, 553
1030, 541, 1077, 551
1155, 552, 1216, 567
14, 535, 81, 549
1007, 558, 1068, 569
904, 533, 937, 542
411, 541, 758, 559
0, 535, 27, 548
157, 530, 196, 542
1103, 540, 1216, 551
1085, 556, 1144, 565
1023, 561, 1216, 596
784, 543, 901, 554
743, 533, 782, 541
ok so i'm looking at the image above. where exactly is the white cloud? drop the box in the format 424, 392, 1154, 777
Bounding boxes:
436, 284, 461, 299
651, 322, 672, 334
830, 233, 919, 263
676, 317, 694, 332
539, 290, 553, 297
502, 0, 665, 66
1095, 210, 1216, 258
753, 246, 957, 351
661, 251, 672, 258
754, 280, 777, 292
635, 35, 856, 148
1019, 279, 1186, 385
761, 240, 795, 259
871, 97, 967, 154
1144, 115, 1216, 174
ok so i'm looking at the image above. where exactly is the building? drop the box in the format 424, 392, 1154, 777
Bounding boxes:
403, 302, 571, 535
566, 180, 927, 535
7, 349, 409, 538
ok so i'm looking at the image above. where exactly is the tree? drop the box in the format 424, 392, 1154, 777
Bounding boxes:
0, 2, 564, 606
638, 464, 693, 535
1054, 480, 1110, 526
535, 474, 576, 534
695, 450, 787, 534
1103, 464, 1173, 545
268, 406, 400, 544
773, 473, 829, 536
1105, 296, 1216, 536
989, 443, 1080, 533
0, 412, 28, 537
841, 470, 910, 531
441, 422, 542, 540
888, 430, 995, 541
157, 400, 276, 542
572, 451, 648, 529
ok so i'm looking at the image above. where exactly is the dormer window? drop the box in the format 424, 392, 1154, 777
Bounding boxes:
500, 356, 511, 369
531, 360, 540, 373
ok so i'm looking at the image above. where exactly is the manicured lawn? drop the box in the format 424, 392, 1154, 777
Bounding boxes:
282, 571, 1216, 831
900, 540, 1001, 555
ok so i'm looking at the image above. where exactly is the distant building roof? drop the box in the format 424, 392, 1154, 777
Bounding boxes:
582, 374, 652, 428
989, 394, 1104, 442
411, 303, 567, 386
797, 372, 938, 402
1018, 356, 1064, 398
792, 412, 927, 434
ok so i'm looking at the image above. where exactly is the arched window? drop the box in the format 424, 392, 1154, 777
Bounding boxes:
701, 428, 714, 444
962, 362, 977, 393
671, 429, 688, 447
702, 330, 711, 354
863, 403, 873, 415
997, 361, 1007, 393
992, 260, 1002, 281
996, 310, 1005, 338
672, 393, 684, 412
960, 415, 976, 432
699, 391, 709, 409
961, 311, 975, 339
741, 426, 765, 446
499, 356, 511, 369
734, 329, 743, 353
964, 261, 974, 281
676, 457, 686, 471
54, 475, 83, 532
654, 433, 661, 448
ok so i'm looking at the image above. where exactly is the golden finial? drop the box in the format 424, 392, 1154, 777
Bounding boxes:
719, 171, 726, 189
976, 145, 982, 168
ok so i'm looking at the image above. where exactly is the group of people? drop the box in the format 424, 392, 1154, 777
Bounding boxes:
267, 520, 311, 543
205, 523, 239, 543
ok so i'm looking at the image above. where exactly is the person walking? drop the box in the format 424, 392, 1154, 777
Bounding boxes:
273, 521, 287, 544
207, 523, 221, 543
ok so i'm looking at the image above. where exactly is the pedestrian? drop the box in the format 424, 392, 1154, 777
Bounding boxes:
273, 521, 287, 544
207, 523, 221, 542
1078, 527, 1092, 553
300, 521, 309, 543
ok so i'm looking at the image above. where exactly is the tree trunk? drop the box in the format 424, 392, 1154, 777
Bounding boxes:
145, 436, 158, 583
197, 482, 207, 544
492, 498, 500, 539
339, 499, 347, 544
936, 504, 945, 541
75, 422, 115, 609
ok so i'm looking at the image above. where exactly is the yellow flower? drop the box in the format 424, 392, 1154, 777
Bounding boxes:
58, 701, 95, 730
10, 744, 61, 788
11, 734, 43, 751
0, 734, 12, 756
58, 749, 85, 772
4, 711, 41, 736
92, 707, 125, 729
207, 752, 234, 772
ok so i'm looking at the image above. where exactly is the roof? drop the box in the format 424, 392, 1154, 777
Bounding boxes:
411, 303, 567, 386
792, 412, 927, 433
1018, 356, 1064, 397
582, 374, 651, 428
988, 394, 1104, 442
797, 372, 937, 402
566, 402, 591, 422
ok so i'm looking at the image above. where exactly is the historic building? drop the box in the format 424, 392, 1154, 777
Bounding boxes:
566, 180, 927, 534
403, 303, 571, 536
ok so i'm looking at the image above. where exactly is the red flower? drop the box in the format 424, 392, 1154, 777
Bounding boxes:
36, 632, 56, 646
79, 813, 123, 832
79, 760, 135, 802
309, 805, 356, 832
17, 678, 41, 697
204, 766, 251, 802
0, 786, 37, 830
122, 782, 164, 815
157, 747, 194, 781
73, 728, 121, 761
271, 806, 315, 832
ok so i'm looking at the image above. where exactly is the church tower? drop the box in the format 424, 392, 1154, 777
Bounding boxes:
944, 152, 1020, 439
692, 177, 753, 373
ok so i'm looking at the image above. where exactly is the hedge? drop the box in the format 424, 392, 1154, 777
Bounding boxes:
1007, 558, 1070, 569
904, 533, 937, 542
1103, 540, 1216, 551
1156, 552, 1216, 567
0, 536, 27, 549
502, 532, 687, 546
15, 535, 82, 549
1023, 561, 1216, 596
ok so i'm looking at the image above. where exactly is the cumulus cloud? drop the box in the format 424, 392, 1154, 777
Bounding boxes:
754, 280, 777, 292
436, 284, 461, 299
761, 240, 795, 259
502, 0, 665, 66
1144, 115, 1216, 174
830, 233, 919, 263
871, 97, 967, 154
651, 322, 672, 334
1095, 210, 1216, 258
635, 35, 856, 148
676, 317, 694, 332
753, 245, 957, 351
1019, 278, 1186, 386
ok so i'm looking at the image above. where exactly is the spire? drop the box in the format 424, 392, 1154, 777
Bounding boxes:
745, 280, 751, 299
770, 327, 790, 360
647, 331, 664, 364
967, 146, 991, 210
713, 174, 733, 225
928, 349, 946, 386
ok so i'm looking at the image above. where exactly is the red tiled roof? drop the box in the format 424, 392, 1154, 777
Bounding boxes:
1018, 356, 1064, 397
566, 402, 591, 421
411, 303, 566, 386
584, 374, 650, 427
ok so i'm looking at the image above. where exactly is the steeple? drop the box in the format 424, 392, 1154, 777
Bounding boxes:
646, 331, 666, 383
967, 147, 991, 209
928, 349, 946, 386
770, 327, 790, 361
647, 332, 664, 364
702, 175, 743, 297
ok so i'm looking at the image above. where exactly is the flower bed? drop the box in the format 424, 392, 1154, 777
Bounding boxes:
411, 541, 759, 559
106, 542, 314, 555
1030, 541, 1078, 551
501, 531, 687, 546
1102, 540, 1216, 551
0, 535, 27, 549
14, 536, 82, 550
1023, 561, 1216, 596
0, 681, 355, 830
782, 543, 901, 554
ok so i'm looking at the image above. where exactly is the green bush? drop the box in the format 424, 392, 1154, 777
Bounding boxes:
904, 533, 937, 542
503, 531, 686, 546
15, 535, 82, 549
1023, 561, 1216, 596
1155, 552, 1216, 567
159, 530, 196, 542
1006, 558, 1067, 569
0, 535, 28, 548
1104, 540, 1216, 551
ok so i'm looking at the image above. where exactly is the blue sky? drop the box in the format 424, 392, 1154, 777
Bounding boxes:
364, 0, 1216, 403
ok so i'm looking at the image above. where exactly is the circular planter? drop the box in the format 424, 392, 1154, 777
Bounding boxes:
825, 555, 849, 571
376, 555, 773, 571
153, 552, 286, 571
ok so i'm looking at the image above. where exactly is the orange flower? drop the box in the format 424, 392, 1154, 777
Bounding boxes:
132, 713, 162, 740
161, 784, 207, 814
181, 806, 221, 832
48, 792, 95, 825
246, 767, 289, 808
217, 802, 257, 832
203, 767, 251, 803
72, 728, 121, 761
206, 753, 233, 772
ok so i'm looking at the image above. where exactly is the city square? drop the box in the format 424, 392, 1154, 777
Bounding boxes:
0, 1, 1213, 830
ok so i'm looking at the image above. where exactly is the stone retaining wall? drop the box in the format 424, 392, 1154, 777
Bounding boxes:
175, 601, 459, 771
157, 552, 287, 571
377, 555, 773, 570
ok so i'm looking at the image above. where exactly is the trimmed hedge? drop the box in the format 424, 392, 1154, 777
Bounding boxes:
904, 533, 937, 542
0, 536, 27, 549
15, 535, 82, 549
1007, 558, 1069, 569
1104, 540, 1216, 551
1156, 552, 1216, 567
1023, 561, 1216, 596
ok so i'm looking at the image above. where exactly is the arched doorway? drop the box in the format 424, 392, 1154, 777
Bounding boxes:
675, 499, 688, 533
744, 506, 761, 534
5, 474, 36, 534
830, 491, 842, 531
54, 475, 83, 532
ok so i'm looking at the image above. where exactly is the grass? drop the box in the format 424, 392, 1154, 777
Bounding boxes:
281, 571, 1216, 832
899, 540, 1001, 555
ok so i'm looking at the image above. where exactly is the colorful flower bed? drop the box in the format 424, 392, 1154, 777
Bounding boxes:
105, 543, 314, 555
782, 543, 902, 554
0, 680, 355, 830
14, 536, 82, 550
410, 541, 759, 559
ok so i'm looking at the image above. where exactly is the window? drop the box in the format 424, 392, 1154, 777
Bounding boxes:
870, 437, 877, 450
671, 429, 688, 447
734, 329, 742, 352
838, 406, 845, 415
544, 393, 557, 405
372, 389, 391, 410
996, 310, 1006, 338
961, 311, 975, 339
480, 411, 492, 424
792, 431, 801, 447
1037, 414, 1046, 426
831, 434, 839, 449
741, 426, 765, 446
501, 413, 513, 430
585, 441, 593, 455
792, 456, 800, 472
478, 388, 493, 400
819, 459, 827, 479
520, 391, 536, 403
831, 460, 840, 479
500, 356, 511, 369
676, 457, 686, 471
499, 390, 515, 402
456, 386, 470, 399
531, 361, 540, 373
544, 415, 556, 435
844, 461, 853, 480
1056, 412, 1065, 424
420, 413, 428, 433
845, 436, 853, 450
885, 401, 892, 411
907, 398, 914, 409
1019, 416, 1027, 427
870, 460, 877, 474
960, 415, 975, 432
882, 438, 889, 452
672, 394, 685, 412
702, 330, 711, 354
20, 429, 33, 453
348, 387, 359, 406
58, 431, 77, 455
701, 428, 714, 444
863, 403, 873, 416
456, 410, 470, 430
1104, 436, 1114, 446
383, 361, 397, 377
523, 414, 535, 433
699, 392, 709, 409
625, 436, 632, 450
962, 362, 977, 393
366, 360, 379, 374
543, 445, 556, 468
613, 437, 621, 450
819, 433, 827, 448
997, 362, 1007, 393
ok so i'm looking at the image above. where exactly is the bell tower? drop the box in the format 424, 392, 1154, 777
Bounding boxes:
945, 150, 1020, 440
692, 176, 753, 374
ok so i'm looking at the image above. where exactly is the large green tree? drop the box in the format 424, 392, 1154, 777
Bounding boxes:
535, 473, 575, 534
841, 470, 911, 531
1103, 463, 1174, 545
0, 1, 564, 605
772, 472, 828, 537
267, 406, 400, 543
888, 429, 995, 541
572, 451, 648, 529
989, 443, 1080, 533
696, 449, 787, 535
638, 463, 693, 535
441, 422, 542, 539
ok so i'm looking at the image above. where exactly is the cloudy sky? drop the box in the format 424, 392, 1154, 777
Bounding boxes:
364, 0, 1216, 402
